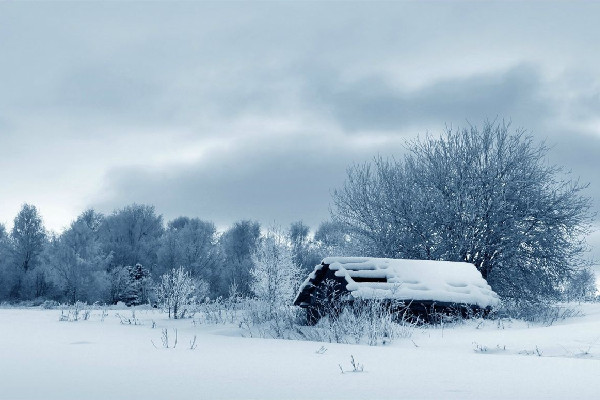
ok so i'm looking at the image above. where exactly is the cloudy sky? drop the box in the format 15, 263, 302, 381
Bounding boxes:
1, 2, 599, 259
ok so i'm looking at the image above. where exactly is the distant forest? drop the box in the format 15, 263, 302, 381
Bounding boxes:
0, 203, 347, 305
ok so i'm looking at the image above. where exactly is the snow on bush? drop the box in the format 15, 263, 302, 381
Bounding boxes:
156, 267, 197, 319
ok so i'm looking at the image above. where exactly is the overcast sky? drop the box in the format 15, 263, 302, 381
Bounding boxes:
1, 2, 599, 259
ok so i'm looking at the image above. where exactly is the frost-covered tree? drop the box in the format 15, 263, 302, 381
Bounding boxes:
219, 220, 261, 297
107, 263, 152, 305
564, 267, 597, 302
124, 263, 152, 306
251, 228, 302, 317
12, 204, 46, 273
314, 220, 355, 258
157, 217, 219, 288
63, 209, 105, 260
10, 204, 48, 299
333, 121, 594, 301
109, 266, 132, 304
156, 267, 197, 319
289, 221, 310, 260
100, 204, 163, 272
45, 210, 111, 303
0, 224, 14, 300
288, 221, 321, 274
45, 236, 109, 304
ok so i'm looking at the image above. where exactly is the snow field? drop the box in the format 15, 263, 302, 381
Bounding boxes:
1, 304, 599, 399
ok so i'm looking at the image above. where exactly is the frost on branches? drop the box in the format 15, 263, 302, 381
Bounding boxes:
156, 267, 196, 319
333, 122, 594, 302
250, 229, 302, 320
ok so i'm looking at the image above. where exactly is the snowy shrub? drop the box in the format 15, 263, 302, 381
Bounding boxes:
197, 297, 228, 324
156, 267, 197, 319
243, 298, 301, 339
307, 299, 414, 345
41, 299, 60, 309
195, 282, 252, 326
197, 289, 243, 325
495, 299, 582, 326
306, 278, 346, 324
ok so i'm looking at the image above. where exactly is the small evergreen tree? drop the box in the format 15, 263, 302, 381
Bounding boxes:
125, 263, 151, 306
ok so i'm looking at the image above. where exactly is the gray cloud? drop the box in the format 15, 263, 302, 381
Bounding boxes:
547, 132, 600, 214
92, 135, 373, 230
56, 65, 162, 120
309, 65, 547, 133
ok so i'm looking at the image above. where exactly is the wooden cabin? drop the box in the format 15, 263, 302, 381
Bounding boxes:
293, 257, 500, 324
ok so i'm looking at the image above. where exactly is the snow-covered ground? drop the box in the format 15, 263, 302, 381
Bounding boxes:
1, 304, 599, 400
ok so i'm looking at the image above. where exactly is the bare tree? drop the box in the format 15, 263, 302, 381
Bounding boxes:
333, 121, 594, 301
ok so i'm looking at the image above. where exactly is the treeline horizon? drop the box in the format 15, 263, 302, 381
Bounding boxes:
0, 202, 349, 305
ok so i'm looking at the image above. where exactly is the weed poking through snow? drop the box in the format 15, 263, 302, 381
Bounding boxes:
115, 310, 141, 325
59, 302, 91, 322
339, 355, 364, 373
189, 335, 198, 350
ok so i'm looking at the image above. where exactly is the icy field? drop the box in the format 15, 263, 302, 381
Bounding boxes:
1, 305, 600, 400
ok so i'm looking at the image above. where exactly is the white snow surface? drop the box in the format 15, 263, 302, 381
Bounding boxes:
320, 257, 500, 308
1, 305, 600, 399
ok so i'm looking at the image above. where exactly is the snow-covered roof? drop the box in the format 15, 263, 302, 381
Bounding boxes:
295, 257, 500, 309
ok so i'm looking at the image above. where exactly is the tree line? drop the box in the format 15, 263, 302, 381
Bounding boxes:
0, 204, 351, 305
